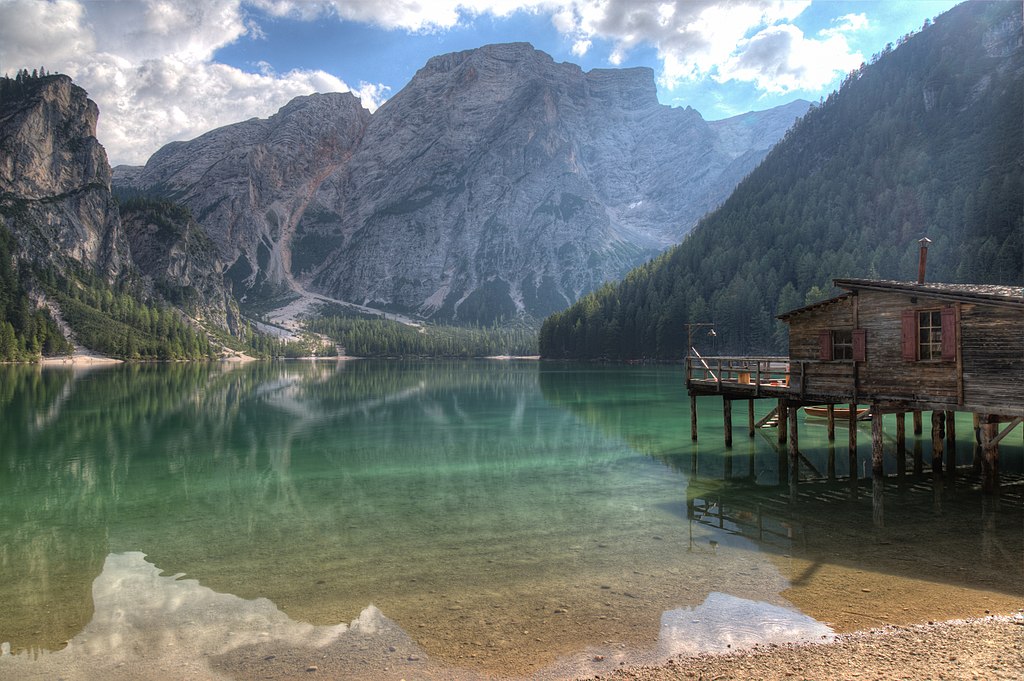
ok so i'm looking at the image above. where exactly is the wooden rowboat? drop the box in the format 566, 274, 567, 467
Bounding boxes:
803, 405, 868, 419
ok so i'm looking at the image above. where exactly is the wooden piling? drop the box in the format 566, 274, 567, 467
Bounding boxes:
913, 410, 923, 435
723, 397, 733, 448
690, 394, 698, 441
748, 399, 755, 438
980, 414, 1000, 494
777, 399, 788, 445
896, 412, 906, 478
826, 404, 835, 441
848, 402, 858, 486
788, 405, 799, 501
872, 407, 884, 527
945, 410, 957, 478
931, 411, 944, 474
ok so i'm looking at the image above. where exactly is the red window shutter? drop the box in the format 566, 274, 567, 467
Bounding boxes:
853, 329, 867, 362
901, 310, 917, 361
818, 330, 832, 360
941, 306, 956, 361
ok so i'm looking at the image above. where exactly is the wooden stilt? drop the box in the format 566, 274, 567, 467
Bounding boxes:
826, 404, 836, 441
827, 443, 836, 481
724, 447, 733, 480
913, 437, 924, 476
748, 399, 755, 438
871, 406, 884, 527
690, 394, 698, 441
913, 410, 923, 435
723, 397, 733, 448
973, 412, 981, 444
931, 411, 944, 474
896, 412, 906, 478
945, 410, 957, 478
848, 402, 858, 486
777, 399, 788, 445
788, 405, 799, 501
980, 414, 1000, 494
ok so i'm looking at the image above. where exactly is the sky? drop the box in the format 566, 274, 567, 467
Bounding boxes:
0, 0, 961, 167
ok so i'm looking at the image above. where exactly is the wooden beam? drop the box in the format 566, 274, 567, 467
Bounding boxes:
826, 403, 835, 441
990, 416, 1024, 447
755, 405, 779, 429
913, 410, 923, 435
748, 399, 756, 438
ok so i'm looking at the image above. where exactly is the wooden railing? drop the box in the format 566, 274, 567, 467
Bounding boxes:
686, 356, 796, 391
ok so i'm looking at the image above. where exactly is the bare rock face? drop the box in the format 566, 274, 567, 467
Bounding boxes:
116, 44, 808, 323
115, 92, 371, 301
0, 74, 124, 277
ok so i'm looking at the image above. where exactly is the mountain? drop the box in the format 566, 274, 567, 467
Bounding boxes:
116, 43, 808, 323
0, 72, 234, 360
0, 73, 124, 277
539, 0, 1023, 359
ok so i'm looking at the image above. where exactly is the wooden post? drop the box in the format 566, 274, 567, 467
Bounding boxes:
777, 398, 788, 445
913, 437, 924, 476
980, 414, 1000, 494
913, 410, 923, 435
945, 410, 957, 478
789, 405, 799, 501
827, 443, 836, 481
723, 397, 733, 448
826, 404, 836, 441
896, 412, 906, 479
690, 394, 698, 441
872, 406, 884, 528
931, 411, 944, 474
724, 447, 733, 480
848, 402, 858, 486
748, 399, 755, 438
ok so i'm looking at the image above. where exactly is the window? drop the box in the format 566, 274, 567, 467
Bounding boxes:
918, 310, 942, 360
818, 329, 865, 361
832, 330, 853, 360
902, 307, 956, 362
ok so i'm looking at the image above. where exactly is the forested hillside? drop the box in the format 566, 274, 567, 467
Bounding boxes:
540, 1, 1022, 360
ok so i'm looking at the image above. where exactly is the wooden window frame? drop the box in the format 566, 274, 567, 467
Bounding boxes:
901, 306, 956, 362
819, 329, 865, 361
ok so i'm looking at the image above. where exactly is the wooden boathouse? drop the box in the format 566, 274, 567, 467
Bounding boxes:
686, 276, 1024, 499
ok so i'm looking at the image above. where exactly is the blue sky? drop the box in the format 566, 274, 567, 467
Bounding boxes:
0, 0, 960, 165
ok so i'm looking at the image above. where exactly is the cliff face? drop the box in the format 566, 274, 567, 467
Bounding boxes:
116, 43, 808, 323
115, 93, 371, 301
0, 74, 124, 276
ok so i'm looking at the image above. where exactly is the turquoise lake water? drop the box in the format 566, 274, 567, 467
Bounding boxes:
1, 360, 1021, 679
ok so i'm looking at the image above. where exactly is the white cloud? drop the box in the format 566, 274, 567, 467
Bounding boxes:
0, 0, 385, 165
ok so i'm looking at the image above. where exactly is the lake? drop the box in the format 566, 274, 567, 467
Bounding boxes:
1, 360, 1021, 680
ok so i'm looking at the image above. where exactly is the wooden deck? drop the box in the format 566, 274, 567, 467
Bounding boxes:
686, 356, 797, 398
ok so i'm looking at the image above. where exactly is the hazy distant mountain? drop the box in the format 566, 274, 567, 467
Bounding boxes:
540, 1, 1023, 359
116, 43, 807, 323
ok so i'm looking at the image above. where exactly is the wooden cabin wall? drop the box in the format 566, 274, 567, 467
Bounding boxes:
787, 297, 856, 399
961, 302, 1024, 416
854, 290, 960, 406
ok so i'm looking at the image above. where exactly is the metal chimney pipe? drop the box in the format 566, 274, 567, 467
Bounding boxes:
917, 237, 932, 284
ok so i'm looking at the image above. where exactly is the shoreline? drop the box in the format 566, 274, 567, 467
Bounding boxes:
589, 612, 1024, 681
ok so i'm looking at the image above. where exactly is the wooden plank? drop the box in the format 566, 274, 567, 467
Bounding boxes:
991, 416, 1024, 446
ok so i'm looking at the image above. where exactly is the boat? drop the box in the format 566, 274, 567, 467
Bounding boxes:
803, 405, 868, 419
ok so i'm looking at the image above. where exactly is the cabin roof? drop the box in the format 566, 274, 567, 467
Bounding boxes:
778, 279, 1024, 322
833, 279, 1024, 309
